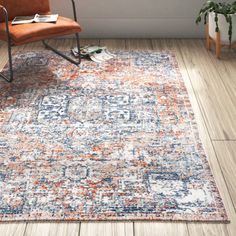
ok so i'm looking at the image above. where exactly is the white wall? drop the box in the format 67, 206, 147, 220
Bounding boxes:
50, 0, 206, 38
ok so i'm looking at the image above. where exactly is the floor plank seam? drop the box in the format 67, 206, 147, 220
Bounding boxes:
186, 223, 191, 236
212, 140, 236, 142
23, 223, 28, 236
78, 222, 81, 236
132, 222, 135, 236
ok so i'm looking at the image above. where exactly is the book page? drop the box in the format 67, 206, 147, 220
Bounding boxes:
34, 14, 58, 23
12, 15, 35, 25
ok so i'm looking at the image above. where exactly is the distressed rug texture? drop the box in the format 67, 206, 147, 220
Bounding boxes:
0, 51, 228, 222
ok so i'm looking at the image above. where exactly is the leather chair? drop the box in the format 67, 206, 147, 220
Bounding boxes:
0, 0, 82, 82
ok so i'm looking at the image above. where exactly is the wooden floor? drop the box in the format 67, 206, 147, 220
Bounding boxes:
0, 39, 236, 236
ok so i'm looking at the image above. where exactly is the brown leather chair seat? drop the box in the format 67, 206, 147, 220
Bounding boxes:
0, 0, 82, 82
0, 16, 81, 45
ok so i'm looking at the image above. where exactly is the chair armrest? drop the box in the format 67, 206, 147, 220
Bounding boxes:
0, 5, 9, 23
70, 0, 78, 22
0, 5, 11, 44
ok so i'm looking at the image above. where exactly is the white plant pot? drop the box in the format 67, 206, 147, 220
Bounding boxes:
209, 11, 236, 45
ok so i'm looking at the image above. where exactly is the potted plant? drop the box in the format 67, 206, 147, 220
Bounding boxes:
196, 1, 236, 57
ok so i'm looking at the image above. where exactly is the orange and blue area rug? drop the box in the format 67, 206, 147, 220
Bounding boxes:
0, 51, 228, 222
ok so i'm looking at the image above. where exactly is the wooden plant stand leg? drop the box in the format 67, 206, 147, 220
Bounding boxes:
231, 42, 236, 49
216, 31, 221, 59
205, 24, 211, 50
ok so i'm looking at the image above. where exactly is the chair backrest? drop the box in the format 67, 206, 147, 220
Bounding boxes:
0, 0, 50, 22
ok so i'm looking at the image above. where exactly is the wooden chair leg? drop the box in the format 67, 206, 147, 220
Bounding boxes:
216, 31, 221, 59
205, 24, 211, 50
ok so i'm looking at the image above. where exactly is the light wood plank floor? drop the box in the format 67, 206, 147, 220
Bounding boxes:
0, 39, 235, 236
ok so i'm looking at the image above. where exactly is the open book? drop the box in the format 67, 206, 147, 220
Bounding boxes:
12, 14, 58, 25
72, 45, 116, 63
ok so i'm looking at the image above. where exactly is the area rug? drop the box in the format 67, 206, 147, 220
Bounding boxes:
0, 50, 228, 222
